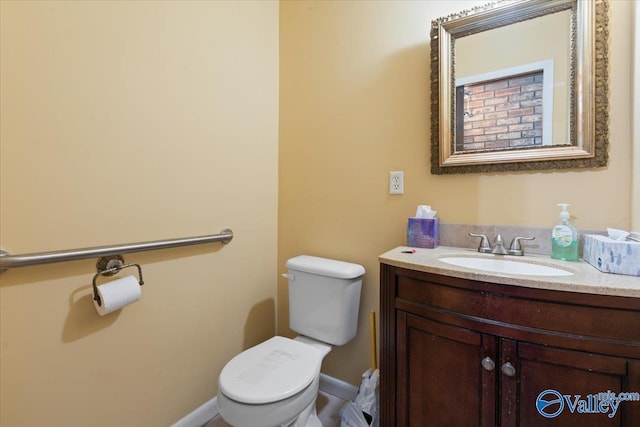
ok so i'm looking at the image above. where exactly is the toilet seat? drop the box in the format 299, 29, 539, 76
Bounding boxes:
219, 336, 322, 404
217, 375, 320, 427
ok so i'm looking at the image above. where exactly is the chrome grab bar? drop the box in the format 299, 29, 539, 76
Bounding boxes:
0, 228, 233, 272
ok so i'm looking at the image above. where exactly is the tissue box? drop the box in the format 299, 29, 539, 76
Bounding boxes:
407, 218, 439, 249
583, 234, 640, 277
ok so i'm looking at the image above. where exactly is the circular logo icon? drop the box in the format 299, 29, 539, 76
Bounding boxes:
536, 389, 564, 418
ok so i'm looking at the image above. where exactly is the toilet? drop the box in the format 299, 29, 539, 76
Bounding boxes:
217, 255, 365, 427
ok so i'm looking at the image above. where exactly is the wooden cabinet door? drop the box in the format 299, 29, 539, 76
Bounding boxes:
503, 341, 640, 427
396, 311, 497, 427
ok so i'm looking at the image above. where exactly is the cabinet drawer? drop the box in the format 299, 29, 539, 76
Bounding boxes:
396, 273, 640, 349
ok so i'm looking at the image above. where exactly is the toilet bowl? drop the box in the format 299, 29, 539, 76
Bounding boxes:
217, 255, 365, 427
218, 373, 321, 427
217, 336, 329, 427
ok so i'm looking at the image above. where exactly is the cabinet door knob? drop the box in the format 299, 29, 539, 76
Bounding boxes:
481, 357, 495, 371
501, 362, 516, 377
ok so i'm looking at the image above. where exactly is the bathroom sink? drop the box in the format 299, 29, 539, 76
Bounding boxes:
438, 256, 574, 276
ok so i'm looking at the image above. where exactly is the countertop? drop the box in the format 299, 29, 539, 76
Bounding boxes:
379, 246, 640, 298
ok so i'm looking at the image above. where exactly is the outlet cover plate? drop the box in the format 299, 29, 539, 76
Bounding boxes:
390, 171, 404, 195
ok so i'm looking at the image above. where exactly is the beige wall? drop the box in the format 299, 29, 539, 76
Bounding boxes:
279, 0, 635, 385
634, 0, 640, 231
0, 1, 278, 426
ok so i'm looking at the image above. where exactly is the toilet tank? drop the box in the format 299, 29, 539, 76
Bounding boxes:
285, 255, 365, 346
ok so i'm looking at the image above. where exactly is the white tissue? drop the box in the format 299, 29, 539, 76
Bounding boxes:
93, 275, 141, 316
607, 228, 630, 241
415, 205, 437, 219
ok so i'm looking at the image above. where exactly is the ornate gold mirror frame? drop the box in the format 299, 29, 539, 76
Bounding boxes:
430, 0, 609, 174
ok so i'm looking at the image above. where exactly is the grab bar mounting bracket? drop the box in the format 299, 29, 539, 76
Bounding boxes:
96, 255, 125, 276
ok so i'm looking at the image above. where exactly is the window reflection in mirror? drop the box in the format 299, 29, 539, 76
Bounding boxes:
454, 9, 571, 153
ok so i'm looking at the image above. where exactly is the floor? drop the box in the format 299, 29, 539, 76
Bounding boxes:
203, 390, 346, 427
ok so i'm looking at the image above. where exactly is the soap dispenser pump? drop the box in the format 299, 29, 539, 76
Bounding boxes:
551, 203, 579, 261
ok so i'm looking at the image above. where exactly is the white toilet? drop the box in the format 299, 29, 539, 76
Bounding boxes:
217, 255, 365, 427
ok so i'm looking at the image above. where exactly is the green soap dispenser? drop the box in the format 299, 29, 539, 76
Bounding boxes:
551, 203, 579, 261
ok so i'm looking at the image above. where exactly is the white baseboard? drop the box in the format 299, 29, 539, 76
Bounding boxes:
171, 396, 218, 427
172, 374, 357, 427
319, 373, 358, 401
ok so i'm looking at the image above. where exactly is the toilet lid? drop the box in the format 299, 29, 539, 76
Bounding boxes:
219, 336, 322, 404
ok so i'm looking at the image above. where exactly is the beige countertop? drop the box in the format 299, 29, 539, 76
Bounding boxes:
379, 246, 640, 298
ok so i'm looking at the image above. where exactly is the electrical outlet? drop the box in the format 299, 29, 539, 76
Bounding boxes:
389, 171, 404, 195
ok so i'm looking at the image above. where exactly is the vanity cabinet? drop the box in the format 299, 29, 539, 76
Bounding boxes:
380, 264, 640, 426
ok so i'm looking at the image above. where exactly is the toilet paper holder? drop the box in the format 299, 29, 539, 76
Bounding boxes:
92, 255, 144, 307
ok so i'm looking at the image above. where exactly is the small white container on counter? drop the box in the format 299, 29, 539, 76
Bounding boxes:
583, 234, 640, 277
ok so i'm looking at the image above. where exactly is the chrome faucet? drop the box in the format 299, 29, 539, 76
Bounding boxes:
491, 234, 509, 255
469, 233, 535, 256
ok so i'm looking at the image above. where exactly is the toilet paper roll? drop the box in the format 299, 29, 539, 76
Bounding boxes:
93, 275, 141, 316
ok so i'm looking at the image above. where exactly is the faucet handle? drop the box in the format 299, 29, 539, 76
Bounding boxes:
469, 232, 492, 253
508, 236, 536, 256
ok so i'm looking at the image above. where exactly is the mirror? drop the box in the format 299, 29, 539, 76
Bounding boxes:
430, 0, 609, 174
